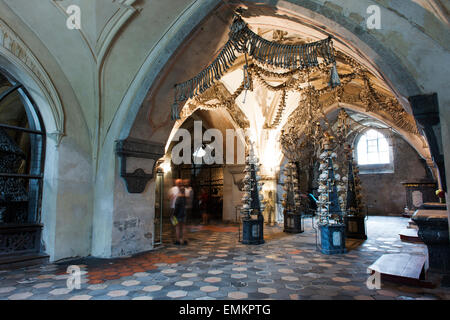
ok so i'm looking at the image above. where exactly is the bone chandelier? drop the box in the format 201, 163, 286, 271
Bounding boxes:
172, 11, 341, 120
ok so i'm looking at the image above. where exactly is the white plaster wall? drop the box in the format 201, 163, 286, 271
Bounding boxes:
111, 171, 155, 257
223, 165, 245, 222
52, 138, 93, 260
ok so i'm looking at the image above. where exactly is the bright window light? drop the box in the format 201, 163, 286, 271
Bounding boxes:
357, 129, 390, 165
193, 146, 206, 158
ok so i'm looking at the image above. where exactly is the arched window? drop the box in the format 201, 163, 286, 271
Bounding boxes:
0, 70, 45, 257
357, 129, 390, 165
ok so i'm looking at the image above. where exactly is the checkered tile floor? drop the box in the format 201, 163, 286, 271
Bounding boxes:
0, 216, 449, 300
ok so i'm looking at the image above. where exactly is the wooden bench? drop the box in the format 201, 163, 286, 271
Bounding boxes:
399, 228, 422, 243
368, 254, 433, 288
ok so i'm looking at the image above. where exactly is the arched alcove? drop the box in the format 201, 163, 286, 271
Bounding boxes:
0, 69, 47, 261
0, 18, 94, 262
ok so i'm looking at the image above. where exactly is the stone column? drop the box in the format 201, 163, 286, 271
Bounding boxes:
92, 138, 164, 258
409, 93, 449, 239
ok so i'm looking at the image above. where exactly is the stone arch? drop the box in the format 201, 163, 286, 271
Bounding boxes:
0, 17, 96, 262
0, 18, 64, 143
122, 1, 449, 183
94, 0, 450, 257
166, 106, 248, 155
165, 81, 250, 155
0, 35, 63, 260
323, 103, 439, 184
116, 0, 449, 164
323, 102, 431, 163
325, 102, 441, 186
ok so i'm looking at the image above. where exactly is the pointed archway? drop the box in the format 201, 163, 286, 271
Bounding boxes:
92, 1, 450, 257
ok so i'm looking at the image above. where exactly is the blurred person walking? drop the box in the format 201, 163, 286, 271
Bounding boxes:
199, 187, 210, 225
184, 179, 194, 224
169, 179, 188, 245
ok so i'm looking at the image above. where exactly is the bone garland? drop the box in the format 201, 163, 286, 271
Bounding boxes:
173, 40, 238, 107
265, 89, 287, 129
253, 70, 289, 92
190, 76, 249, 114
172, 14, 338, 119
282, 75, 419, 148
252, 60, 329, 79
171, 101, 180, 120
329, 62, 341, 88
229, 15, 336, 69
359, 74, 418, 134
345, 146, 364, 216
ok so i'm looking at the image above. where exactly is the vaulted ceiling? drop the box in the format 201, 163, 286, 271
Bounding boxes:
173, 23, 429, 172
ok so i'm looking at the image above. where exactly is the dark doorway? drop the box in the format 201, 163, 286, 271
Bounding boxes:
173, 164, 223, 222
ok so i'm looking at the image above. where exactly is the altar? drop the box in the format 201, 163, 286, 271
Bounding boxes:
412, 209, 450, 272
402, 181, 439, 216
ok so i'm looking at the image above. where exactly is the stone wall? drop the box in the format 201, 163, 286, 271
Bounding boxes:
359, 134, 432, 215
223, 165, 245, 222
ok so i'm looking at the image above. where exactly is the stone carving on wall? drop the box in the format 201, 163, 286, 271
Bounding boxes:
0, 18, 65, 145
228, 165, 246, 191
0, 225, 42, 256
412, 190, 424, 208
115, 138, 165, 193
